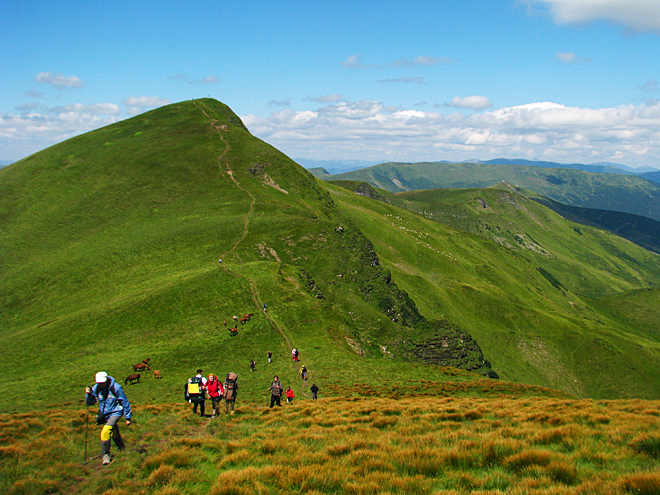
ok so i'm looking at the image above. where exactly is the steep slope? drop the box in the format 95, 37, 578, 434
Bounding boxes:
328, 161, 660, 222
324, 181, 660, 398
0, 99, 481, 412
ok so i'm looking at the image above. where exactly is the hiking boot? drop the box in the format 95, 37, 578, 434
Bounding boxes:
102, 454, 111, 465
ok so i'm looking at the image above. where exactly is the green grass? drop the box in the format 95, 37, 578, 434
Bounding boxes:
2, 98, 660, 415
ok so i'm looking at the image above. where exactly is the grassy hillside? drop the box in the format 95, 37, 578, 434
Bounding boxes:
324, 181, 660, 398
328, 161, 660, 222
0, 99, 489, 413
3, 97, 660, 413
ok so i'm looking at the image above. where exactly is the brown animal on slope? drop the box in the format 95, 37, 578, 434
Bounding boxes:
232, 315, 239, 322
142, 358, 151, 365
240, 313, 254, 324
153, 370, 162, 379
133, 362, 151, 371
229, 326, 238, 337
125, 373, 141, 385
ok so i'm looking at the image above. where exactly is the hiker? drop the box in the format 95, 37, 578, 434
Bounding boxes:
206, 374, 225, 418
85, 371, 132, 466
300, 364, 307, 381
224, 372, 239, 415
185, 369, 207, 417
263, 302, 267, 313
286, 386, 294, 403
310, 383, 319, 400
268, 375, 284, 408
250, 359, 256, 372
291, 348, 299, 362
267, 350, 272, 364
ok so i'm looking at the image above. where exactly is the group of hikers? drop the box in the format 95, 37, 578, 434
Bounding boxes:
84, 349, 321, 466
184, 368, 239, 418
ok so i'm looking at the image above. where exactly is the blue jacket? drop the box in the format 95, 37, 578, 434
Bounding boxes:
85, 376, 132, 420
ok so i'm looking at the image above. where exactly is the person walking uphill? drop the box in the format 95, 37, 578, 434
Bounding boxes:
185, 369, 208, 417
206, 374, 225, 418
224, 372, 239, 415
286, 386, 295, 403
85, 371, 132, 466
268, 375, 284, 408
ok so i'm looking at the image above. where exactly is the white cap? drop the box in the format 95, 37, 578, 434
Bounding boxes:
95, 371, 108, 383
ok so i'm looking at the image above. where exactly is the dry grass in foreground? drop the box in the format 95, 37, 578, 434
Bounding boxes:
1, 396, 660, 494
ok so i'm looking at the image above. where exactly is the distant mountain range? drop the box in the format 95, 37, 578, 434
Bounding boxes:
305, 157, 660, 183
0, 160, 13, 168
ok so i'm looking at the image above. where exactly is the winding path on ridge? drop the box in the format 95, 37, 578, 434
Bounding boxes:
193, 101, 306, 393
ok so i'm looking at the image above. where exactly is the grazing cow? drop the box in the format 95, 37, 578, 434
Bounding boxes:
229, 326, 238, 337
232, 315, 239, 322
125, 373, 141, 385
133, 362, 151, 372
154, 370, 162, 379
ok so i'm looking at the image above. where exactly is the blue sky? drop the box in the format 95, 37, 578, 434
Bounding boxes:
2, 0, 660, 168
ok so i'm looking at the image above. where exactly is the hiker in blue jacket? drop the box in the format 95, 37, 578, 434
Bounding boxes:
85, 371, 132, 466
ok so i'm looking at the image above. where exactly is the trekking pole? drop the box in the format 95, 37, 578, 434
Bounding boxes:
83, 404, 89, 464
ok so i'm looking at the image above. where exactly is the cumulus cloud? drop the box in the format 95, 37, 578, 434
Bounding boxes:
241, 99, 660, 167
122, 96, 171, 115
527, 0, 660, 34
0, 106, 122, 160
34, 72, 84, 90
445, 96, 493, 111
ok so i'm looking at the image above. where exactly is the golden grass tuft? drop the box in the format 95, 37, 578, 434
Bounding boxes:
147, 464, 176, 486
144, 446, 195, 470
503, 449, 554, 471
8, 477, 63, 495
619, 471, 660, 495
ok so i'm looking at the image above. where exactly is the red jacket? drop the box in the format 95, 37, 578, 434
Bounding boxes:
286, 388, 294, 398
207, 379, 225, 398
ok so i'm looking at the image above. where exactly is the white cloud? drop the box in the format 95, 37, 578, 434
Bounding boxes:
556, 52, 590, 63
308, 94, 342, 103
445, 96, 493, 111
340, 54, 380, 69
527, 0, 660, 33
122, 96, 171, 115
269, 98, 292, 107
25, 90, 44, 98
241, 100, 660, 167
0, 107, 122, 160
34, 72, 84, 90
49, 103, 121, 115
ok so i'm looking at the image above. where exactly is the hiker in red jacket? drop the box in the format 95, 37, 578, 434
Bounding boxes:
206, 374, 225, 418
286, 386, 295, 403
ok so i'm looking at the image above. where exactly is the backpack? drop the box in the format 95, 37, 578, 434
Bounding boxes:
224, 372, 238, 401
186, 376, 204, 403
